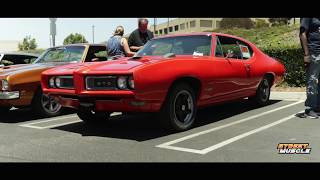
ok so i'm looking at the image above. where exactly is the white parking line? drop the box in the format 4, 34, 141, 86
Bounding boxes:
19, 112, 122, 129
20, 120, 83, 129
19, 114, 78, 126
156, 100, 304, 154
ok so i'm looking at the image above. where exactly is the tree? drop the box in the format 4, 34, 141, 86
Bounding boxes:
18, 35, 37, 51
269, 18, 291, 26
63, 33, 88, 45
220, 18, 254, 29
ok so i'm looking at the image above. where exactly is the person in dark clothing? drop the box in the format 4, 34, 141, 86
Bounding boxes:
128, 18, 154, 52
107, 26, 135, 59
298, 18, 320, 118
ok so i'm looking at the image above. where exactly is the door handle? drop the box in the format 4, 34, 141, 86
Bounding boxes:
245, 64, 251, 71
245, 64, 251, 77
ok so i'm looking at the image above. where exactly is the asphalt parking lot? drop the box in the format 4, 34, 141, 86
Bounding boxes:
0, 91, 319, 162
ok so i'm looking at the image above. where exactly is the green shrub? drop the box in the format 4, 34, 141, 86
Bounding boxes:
255, 19, 270, 28
20, 49, 46, 56
220, 18, 255, 29
269, 18, 291, 26
261, 45, 305, 87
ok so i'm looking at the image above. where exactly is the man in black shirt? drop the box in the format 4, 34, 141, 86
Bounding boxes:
299, 18, 320, 118
128, 18, 154, 52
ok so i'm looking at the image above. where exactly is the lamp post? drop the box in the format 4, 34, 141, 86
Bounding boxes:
154, 18, 156, 34
92, 25, 95, 43
49, 18, 57, 47
167, 18, 169, 34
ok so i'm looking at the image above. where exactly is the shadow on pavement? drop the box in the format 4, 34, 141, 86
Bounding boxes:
0, 107, 75, 123
53, 99, 282, 141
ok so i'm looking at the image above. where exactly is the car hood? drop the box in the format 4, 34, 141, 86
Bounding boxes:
84, 59, 151, 72
44, 55, 207, 75
0, 62, 70, 77
46, 57, 160, 75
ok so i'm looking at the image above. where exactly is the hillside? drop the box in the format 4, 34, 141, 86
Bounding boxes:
212, 24, 300, 49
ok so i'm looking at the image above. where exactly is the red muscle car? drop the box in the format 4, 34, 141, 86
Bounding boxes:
41, 33, 285, 131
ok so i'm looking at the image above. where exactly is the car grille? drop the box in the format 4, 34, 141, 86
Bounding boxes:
85, 76, 117, 90
58, 76, 74, 89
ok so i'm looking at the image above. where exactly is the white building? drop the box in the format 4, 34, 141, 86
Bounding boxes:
0, 40, 20, 51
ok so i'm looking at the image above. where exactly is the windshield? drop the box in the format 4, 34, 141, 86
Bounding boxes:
34, 46, 85, 64
136, 35, 212, 57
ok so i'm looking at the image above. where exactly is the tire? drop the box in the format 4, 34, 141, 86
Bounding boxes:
159, 83, 197, 132
32, 88, 63, 117
250, 77, 271, 106
77, 107, 111, 124
0, 106, 11, 114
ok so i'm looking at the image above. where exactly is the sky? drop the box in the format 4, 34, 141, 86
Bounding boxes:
0, 18, 172, 49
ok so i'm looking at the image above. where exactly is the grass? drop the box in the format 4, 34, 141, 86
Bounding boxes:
210, 24, 300, 49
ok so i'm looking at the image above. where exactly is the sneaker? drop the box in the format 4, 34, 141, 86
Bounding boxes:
295, 112, 307, 118
305, 109, 319, 119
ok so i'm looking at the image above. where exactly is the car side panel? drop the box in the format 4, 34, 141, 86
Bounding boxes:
133, 58, 252, 108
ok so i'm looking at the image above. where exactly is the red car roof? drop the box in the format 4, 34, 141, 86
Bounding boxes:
153, 32, 213, 39
153, 32, 253, 46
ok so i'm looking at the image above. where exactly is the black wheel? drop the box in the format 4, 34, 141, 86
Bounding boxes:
0, 106, 11, 114
250, 77, 271, 106
159, 83, 197, 132
32, 88, 62, 117
77, 108, 111, 124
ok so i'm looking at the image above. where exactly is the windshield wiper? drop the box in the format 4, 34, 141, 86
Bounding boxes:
129, 56, 143, 60
163, 53, 176, 58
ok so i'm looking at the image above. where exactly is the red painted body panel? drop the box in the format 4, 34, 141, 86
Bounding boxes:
41, 33, 285, 112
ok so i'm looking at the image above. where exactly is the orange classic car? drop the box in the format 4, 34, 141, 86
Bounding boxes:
0, 43, 107, 117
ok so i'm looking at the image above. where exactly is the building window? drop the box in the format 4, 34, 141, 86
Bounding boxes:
216, 21, 221, 29
180, 23, 185, 30
174, 25, 179, 31
169, 26, 173, 32
159, 29, 163, 35
190, 20, 196, 28
155, 30, 158, 34
200, 20, 213, 28
164, 28, 168, 34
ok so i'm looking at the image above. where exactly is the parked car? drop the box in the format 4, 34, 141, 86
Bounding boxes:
41, 33, 285, 131
0, 52, 38, 67
0, 43, 107, 116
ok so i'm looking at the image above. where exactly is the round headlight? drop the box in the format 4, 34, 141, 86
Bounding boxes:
117, 76, 127, 90
49, 77, 55, 88
1, 80, 9, 91
128, 76, 134, 89
55, 77, 61, 88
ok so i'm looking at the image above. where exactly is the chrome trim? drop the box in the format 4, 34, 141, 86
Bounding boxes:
85, 76, 117, 90
0, 91, 20, 99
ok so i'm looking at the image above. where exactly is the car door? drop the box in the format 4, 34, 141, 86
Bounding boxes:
209, 35, 250, 102
236, 39, 259, 96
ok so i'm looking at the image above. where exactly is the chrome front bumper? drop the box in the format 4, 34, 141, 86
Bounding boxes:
0, 91, 20, 99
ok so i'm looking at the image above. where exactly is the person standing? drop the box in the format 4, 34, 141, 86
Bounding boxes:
107, 26, 135, 59
128, 18, 154, 52
299, 18, 320, 118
